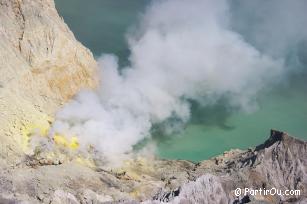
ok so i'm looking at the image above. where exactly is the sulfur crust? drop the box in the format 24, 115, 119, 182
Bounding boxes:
20, 114, 52, 153
20, 119, 98, 169
53, 134, 80, 150
20, 115, 80, 152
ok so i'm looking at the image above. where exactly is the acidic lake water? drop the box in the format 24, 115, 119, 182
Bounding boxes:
55, 0, 307, 161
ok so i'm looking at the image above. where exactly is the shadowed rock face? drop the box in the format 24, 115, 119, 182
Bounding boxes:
0, 0, 98, 162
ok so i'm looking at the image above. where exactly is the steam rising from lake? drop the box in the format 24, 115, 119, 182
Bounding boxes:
51, 0, 307, 160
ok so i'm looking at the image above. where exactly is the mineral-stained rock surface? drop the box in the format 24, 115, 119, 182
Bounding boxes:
0, 130, 306, 203
0, 0, 306, 203
0, 0, 98, 163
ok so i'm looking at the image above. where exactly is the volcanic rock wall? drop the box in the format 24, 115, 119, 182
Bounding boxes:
0, 0, 97, 163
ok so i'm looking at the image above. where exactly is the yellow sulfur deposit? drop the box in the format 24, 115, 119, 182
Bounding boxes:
53, 134, 80, 150
20, 115, 52, 152
20, 114, 80, 152
19, 117, 98, 169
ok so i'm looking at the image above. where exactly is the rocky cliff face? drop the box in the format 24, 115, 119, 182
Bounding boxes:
0, 0, 98, 162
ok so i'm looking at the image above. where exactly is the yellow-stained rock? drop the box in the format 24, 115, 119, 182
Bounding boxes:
0, 0, 98, 163
53, 134, 80, 150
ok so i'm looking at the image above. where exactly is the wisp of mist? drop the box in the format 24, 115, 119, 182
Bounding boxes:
50, 0, 307, 161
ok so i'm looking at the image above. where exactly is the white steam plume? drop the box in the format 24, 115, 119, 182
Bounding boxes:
50, 0, 306, 160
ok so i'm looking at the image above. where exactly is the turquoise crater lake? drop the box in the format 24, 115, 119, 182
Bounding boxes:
55, 0, 307, 161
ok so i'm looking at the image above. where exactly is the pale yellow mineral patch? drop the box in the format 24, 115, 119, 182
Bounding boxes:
53, 134, 80, 150
20, 115, 52, 153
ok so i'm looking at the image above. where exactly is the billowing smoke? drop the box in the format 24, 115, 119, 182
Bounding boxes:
50, 0, 307, 160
